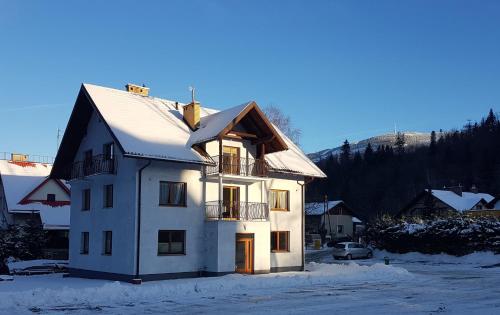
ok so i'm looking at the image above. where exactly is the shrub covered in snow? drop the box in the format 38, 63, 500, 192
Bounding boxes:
366, 215, 500, 256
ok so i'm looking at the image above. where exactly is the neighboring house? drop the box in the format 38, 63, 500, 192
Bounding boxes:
399, 186, 495, 217
0, 155, 71, 258
487, 197, 500, 210
51, 83, 326, 282
305, 200, 361, 240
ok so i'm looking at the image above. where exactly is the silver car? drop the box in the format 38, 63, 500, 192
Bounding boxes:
332, 242, 373, 260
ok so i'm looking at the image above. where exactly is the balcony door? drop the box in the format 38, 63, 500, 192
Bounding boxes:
223, 186, 240, 219
235, 233, 254, 274
222, 146, 240, 175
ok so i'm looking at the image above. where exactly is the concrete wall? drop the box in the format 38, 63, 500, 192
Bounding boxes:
322, 215, 354, 238
69, 111, 138, 276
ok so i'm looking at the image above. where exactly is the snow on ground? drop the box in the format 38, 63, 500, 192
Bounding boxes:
0, 262, 410, 314
7, 259, 68, 271
0, 252, 499, 314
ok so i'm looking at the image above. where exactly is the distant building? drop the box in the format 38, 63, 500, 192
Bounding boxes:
399, 186, 495, 218
305, 201, 362, 240
0, 154, 70, 258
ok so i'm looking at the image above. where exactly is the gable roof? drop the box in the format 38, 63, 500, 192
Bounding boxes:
305, 200, 344, 215
0, 160, 70, 229
429, 189, 494, 212
52, 83, 326, 178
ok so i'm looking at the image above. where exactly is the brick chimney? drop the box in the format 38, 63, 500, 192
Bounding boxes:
183, 101, 200, 130
125, 83, 149, 96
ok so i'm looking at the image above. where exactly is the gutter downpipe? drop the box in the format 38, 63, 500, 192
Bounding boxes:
133, 160, 152, 284
298, 177, 314, 271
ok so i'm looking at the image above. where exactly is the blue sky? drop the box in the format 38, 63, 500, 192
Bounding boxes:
0, 0, 499, 157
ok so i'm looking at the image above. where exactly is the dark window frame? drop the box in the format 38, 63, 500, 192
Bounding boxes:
103, 231, 112, 255
103, 184, 113, 208
103, 142, 114, 160
47, 193, 56, 202
269, 190, 289, 211
159, 181, 187, 207
80, 232, 89, 255
271, 231, 290, 252
337, 225, 344, 234
157, 230, 186, 255
82, 189, 91, 211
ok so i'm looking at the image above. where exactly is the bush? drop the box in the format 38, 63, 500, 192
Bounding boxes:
0, 220, 47, 262
365, 215, 500, 256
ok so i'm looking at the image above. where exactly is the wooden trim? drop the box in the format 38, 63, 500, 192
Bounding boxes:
228, 130, 257, 139
269, 189, 289, 211
271, 231, 290, 252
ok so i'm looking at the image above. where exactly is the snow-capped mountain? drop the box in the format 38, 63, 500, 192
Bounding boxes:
308, 132, 434, 162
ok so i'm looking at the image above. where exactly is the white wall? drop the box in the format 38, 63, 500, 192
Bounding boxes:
322, 215, 354, 238
138, 161, 205, 275
28, 179, 70, 202
69, 111, 138, 276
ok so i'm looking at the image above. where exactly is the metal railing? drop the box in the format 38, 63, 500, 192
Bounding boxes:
205, 201, 269, 221
205, 155, 268, 177
0, 152, 54, 164
66, 154, 116, 180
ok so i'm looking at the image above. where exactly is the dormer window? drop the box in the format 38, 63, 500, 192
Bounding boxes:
47, 194, 56, 202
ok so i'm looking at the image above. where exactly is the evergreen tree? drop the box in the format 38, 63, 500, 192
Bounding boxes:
395, 132, 406, 155
340, 140, 351, 164
364, 142, 374, 162
429, 130, 437, 156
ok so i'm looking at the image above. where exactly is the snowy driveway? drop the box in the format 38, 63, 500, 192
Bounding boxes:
0, 251, 499, 314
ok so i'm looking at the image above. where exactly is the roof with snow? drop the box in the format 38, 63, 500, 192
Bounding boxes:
428, 189, 494, 212
0, 160, 70, 229
52, 84, 325, 178
305, 201, 344, 215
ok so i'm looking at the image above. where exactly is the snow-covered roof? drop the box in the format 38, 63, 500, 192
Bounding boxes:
429, 189, 495, 212
78, 84, 325, 178
0, 160, 70, 229
352, 217, 362, 223
305, 201, 343, 215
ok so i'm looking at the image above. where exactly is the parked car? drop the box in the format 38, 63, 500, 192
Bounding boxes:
332, 242, 373, 260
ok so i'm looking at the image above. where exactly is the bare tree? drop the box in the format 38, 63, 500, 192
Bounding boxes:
263, 105, 302, 146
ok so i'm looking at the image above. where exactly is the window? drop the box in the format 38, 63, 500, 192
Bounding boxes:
158, 230, 185, 255
80, 232, 89, 254
269, 190, 289, 211
83, 150, 93, 175
271, 231, 290, 252
103, 231, 112, 255
103, 143, 114, 160
103, 185, 113, 208
337, 225, 344, 234
159, 181, 186, 207
82, 189, 91, 211
47, 194, 56, 202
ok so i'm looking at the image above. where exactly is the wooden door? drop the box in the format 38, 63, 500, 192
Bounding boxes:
223, 146, 240, 175
235, 234, 254, 273
223, 186, 240, 219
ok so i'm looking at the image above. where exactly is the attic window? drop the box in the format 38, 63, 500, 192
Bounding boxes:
47, 194, 56, 202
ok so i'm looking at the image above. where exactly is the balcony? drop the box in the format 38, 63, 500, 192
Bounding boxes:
205, 155, 268, 177
205, 201, 269, 221
66, 155, 116, 180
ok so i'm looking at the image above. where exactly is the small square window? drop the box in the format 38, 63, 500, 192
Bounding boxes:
270, 190, 289, 211
159, 182, 187, 207
271, 231, 289, 252
103, 143, 114, 160
158, 230, 186, 255
47, 194, 56, 202
337, 225, 344, 234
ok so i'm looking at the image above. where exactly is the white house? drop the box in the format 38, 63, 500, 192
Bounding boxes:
51, 83, 326, 282
0, 155, 71, 258
305, 200, 361, 240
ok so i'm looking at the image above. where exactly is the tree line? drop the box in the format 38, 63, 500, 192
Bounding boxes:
307, 109, 500, 220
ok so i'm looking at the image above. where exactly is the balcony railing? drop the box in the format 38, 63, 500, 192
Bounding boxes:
66, 155, 116, 180
205, 201, 269, 221
205, 155, 268, 177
